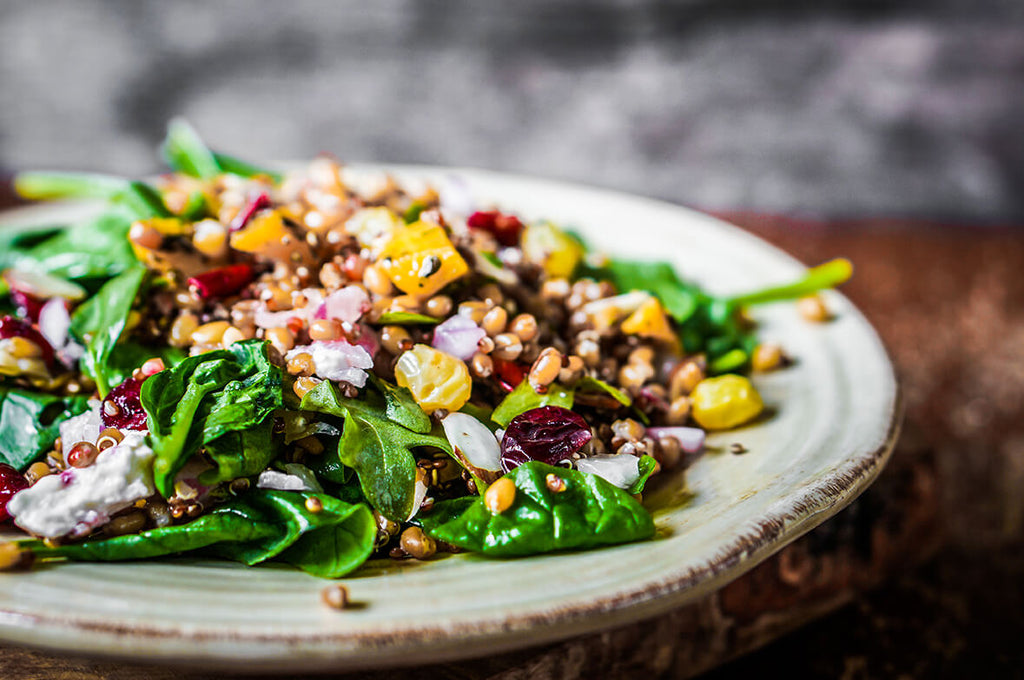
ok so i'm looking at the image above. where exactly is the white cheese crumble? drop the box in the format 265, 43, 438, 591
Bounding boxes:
7, 432, 155, 539
286, 340, 373, 387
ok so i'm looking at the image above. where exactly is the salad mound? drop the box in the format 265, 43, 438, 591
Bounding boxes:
0, 120, 851, 578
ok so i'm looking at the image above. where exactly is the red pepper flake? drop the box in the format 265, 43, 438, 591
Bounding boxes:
187, 264, 255, 300
230, 192, 272, 232
492, 358, 527, 392
466, 210, 524, 247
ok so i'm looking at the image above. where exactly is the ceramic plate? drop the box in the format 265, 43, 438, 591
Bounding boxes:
0, 166, 900, 671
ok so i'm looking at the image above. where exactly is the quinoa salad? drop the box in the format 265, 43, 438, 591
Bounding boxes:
0, 121, 851, 585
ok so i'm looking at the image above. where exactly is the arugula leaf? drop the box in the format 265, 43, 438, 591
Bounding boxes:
300, 380, 450, 522
70, 266, 148, 397
491, 380, 574, 428
0, 389, 91, 469
26, 490, 376, 578
420, 461, 655, 556
141, 340, 284, 497
376, 310, 440, 325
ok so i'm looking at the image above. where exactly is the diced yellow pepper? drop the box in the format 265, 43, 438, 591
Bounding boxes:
690, 374, 764, 430
344, 207, 404, 253
378, 221, 469, 298
394, 344, 472, 413
621, 297, 678, 343
520, 222, 583, 278
230, 210, 314, 264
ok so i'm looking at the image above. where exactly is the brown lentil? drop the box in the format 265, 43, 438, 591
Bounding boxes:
66, 442, 99, 468
492, 333, 523, 361
798, 295, 830, 322
293, 376, 322, 399
304, 496, 324, 513
286, 352, 315, 377
380, 325, 412, 355
424, 295, 453, 318
481, 306, 508, 336
26, 461, 51, 484
485, 476, 516, 514
399, 526, 437, 560
657, 436, 682, 469
321, 584, 350, 610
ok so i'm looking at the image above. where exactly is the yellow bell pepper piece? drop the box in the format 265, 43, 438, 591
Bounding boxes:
691, 374, 764, 430
520, 222, 583, 278
621, 297, 678, 343
378, 221, 469, 298
230, 210, 314, 264
394, 344, 472, 413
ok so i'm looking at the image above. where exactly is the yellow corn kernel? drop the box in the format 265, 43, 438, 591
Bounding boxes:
394, 344, 472, 413
520, 222, 583, 278
378, 221, 469, 298
621, 297, 678, 342
690, 374, 764, 430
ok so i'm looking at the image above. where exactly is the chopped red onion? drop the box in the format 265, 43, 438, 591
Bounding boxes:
38, 298, 71, 352
646, 426, 706, 453
432, 315, 485, 361
316, 286, 369, 324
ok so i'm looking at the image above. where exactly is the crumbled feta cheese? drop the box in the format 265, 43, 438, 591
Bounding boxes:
257, 469, 319, 493
286, 340, 373, 387
7, 432, 155, 538
58, 401, 103, 448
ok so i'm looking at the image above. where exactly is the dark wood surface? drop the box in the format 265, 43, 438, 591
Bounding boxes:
1, 203, 1021, 679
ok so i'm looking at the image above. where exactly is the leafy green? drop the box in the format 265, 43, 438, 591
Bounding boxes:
575, 376, 631, 407
725, 258, 853, 307
199, 419, 279, 487
300, 380, 450, 522
14, 172, 131, 201
141, 340, 284, 497
628, 455, 659, 494
491, 380, 574, 428
1, 211, 138, 281
420, 461, 655, 556
26, 490, 376, 579
0, 389, 91, 470
588, 260, 700, 324
376, 310, 440, 325
69, 266, 148, 397
403, 200, 428, 223
98, 342, 188, 390
161, 119, 283, 182
369, 375, 431, 434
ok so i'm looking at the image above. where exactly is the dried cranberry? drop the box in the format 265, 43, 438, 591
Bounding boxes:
493, 358, 527, 392
187, 264, 255, 299
500, 406, 592, 473
230, 192, 272, 232
467, 210, 524, 247
9, 290, 45, 323
0, 463, 29, 522
0, 315, 55, 367
101, 376, 148, 431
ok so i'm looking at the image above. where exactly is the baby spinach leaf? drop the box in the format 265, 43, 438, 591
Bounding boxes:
162, 118, 283, 182
212, 152, 283, 183
628, 455, 659, 494
491, 380, 574, 428
141, 340, 284, 497
587, 259, 701, 324
99, 342, 188, 390
300, 381, 450, 522
70, 266, 148, 397
4, 211, 139, 281
199, 418, 279, 487
420, 461, 655, 556
369, 375, 431, 434
575, 376, 631, 407
376, 310, 440, 325
0, 389, 91, 470
28, 490, 375, 579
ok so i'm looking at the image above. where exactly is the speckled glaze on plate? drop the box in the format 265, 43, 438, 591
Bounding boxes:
0, 166, 900, 671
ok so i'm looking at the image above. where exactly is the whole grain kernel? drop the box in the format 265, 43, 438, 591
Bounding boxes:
425, 295, 453, 318
287, 352, 315, 377
221, 325, 246, 347
265, 327, 295, 355
509, 314, 538, 342
481, 306, 508, 336
545, 473, 567, 493
491, 333, 523, 361
309, 319, 344, 342
798, 295, 830, 323
96, 428, 125, 451
470, 352, 494, 378
169, 313, 200, 347
400, 526, 437, 560
293, 376, 321, 399
363, 264, 394, 296
191, 321, 231, 346
26, 462, 51, 484
669, 360, 705, 399
304, 496, 324, 513
477, 335, 496, 354
319, 262, 344, 289
528, 347, 562, 391
666, 396, 691, 425
380, 326, 412, 355
321, 584, 350, 610
751, 343, 784, 372
458, 301, 491, 324
485, 477, 516, 514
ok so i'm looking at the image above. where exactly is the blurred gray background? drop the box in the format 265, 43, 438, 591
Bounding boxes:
2, 0, 1024, 221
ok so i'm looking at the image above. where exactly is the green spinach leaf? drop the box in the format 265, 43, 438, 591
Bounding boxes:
628, 455, 659, 494
141, 340, 284, 496
420, 461, 655, 556
0, 389, 91, 470
162, 118, 282, 182
491, 380, 574, 428
27, 490, 375, 579
199, 418, 279, 487
300, 380, 450, 522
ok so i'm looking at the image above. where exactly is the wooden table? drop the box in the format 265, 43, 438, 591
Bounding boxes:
2, 205, 1021, 679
